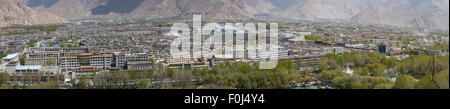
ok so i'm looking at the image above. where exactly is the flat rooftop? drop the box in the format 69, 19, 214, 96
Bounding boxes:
6, 61, 19, 66
16, 65, 42, 70
2, 53, 19, 59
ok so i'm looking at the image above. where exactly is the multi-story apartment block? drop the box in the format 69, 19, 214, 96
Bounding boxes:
60, 54, 112, 71
113, 52, 126, 68
25, 47, 89, 57
113, 52, 149, 68
66, 67, 106, 80
90, 56, 112, 70
60, 57, 80, 71
60, 48, 90, 57
127, 61, 153, 70
24, 51, 59, 66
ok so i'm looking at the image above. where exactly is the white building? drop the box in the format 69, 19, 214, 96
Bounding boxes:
127, 61, 153, 70
246, 44, 282, 61
2, 53, 19, 63
5, 61, 20, 74
343, 66, 353, 75
24, 51, 59, 66
321, 47, 344, 54
60, 57, 80, 71
60, 54, 112, 71
113, 52, 149, 68
288, 32, 310, 42
14, 65, 42, 75
89, 56, 112, 70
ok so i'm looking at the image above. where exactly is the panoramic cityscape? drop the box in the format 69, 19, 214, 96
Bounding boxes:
0, 0, 448, 90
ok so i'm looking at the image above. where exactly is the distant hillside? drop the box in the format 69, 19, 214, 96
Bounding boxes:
352, 0, 449, 30
16, 0, 255, 20
14, 0, 450, 30
0, 0, 68, 27
128, 0, 255, 20
14, 0, 107, 20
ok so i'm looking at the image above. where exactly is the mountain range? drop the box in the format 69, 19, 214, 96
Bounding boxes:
352, 0, 449, 30
0, 0, 68, 27
3, 0, 449, 30
14, 0, 256, 20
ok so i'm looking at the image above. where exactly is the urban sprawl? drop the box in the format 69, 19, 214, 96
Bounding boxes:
0, 19, 448, 89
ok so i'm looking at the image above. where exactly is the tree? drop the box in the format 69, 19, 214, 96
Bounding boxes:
370, 77, 393, 89
27, 40, 37, 47
19, 56, 25, 65
395, 54, 448, 79
173, 70, 193, 88
373, 83, 393, 89
1, 84, 12, 89
435, 70, 449, 89
416, 70, 449, 89
415, 75, 438, 89
381, 56, 390, 67
0, 52, 6, 60
14, 82, 21, 89
318, 70, 343, 83
393, 75, 414, 89
148, 69, 155, 82
305, 34, 324, 41
331, 75, 351, 89
0, 73, 9, 86
350, 82, 371, 89
78, 76, 89, 89
366, 63, 386, 77
318, 60, 329, 71
137, 78, 150, 89
198, 56, 205, 62
42, 80, 59, 89
149, 58, 155, 63
128, 70, 139, 84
